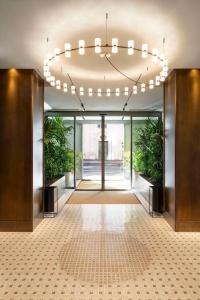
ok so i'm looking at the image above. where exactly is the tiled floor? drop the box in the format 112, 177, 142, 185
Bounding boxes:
0, 194, 200, 300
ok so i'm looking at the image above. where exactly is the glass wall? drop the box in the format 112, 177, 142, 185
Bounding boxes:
44, 112, 161, 191
63, 117, 75, 188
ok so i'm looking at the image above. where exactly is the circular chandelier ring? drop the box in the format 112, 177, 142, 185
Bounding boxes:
43, 40, 168, 96
47, 44, 163, 63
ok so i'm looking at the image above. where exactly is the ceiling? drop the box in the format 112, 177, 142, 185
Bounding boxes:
0, 0, 200, 111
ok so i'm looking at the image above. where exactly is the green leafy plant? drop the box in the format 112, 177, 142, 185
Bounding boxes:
65, 150, 74, 172
44, 116, 73, 184
133, 118, 163, 185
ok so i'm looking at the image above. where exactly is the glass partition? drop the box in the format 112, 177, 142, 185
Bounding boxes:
63, 117, 75, 188
44, 111, 161, 192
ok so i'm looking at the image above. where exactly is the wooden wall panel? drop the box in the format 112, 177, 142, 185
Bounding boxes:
164, 69, 200, 231
0, 69, 44, 231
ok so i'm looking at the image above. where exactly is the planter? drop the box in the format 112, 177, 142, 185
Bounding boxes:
133, 170, 163, 213
149, 185, 163, 213
44, 186, 58, 214
47, 176, 73, 212
65, 172, 74, 187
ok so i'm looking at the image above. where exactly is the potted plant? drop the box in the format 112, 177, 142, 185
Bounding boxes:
44, 116, 73, 211
65, 150, 74, 187
133, 118, 163, 213
44, 116, 73, 184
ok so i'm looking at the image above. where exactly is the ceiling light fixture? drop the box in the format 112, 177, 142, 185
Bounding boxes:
97, 88, 102, 97
133, 85, 137, 94
106, 88, 111, 97
124, 87, 129, 96
116, 88, 120, 96
43, 15, 168, 97
88, 88, 93, 96
141, 83, 146, 92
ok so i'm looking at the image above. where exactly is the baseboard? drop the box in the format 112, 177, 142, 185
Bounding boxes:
133, 190, 150, 212
163, 211, 175, 230
0, 220, 33, 232
58, 189, 74, 212
176, 220, 200, 232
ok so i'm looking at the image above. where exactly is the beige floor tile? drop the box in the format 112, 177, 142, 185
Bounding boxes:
0, 192, 200, 300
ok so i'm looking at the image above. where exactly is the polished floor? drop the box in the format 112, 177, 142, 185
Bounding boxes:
0, 193, 200, 300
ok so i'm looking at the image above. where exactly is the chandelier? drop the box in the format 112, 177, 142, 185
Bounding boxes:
43, 16, 168, 97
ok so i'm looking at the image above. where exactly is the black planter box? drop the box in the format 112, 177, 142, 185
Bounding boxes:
149, 185, 163, 213
44, 186, 58, 215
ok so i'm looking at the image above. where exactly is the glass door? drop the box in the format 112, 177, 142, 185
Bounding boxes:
75, 115, 131, 191
104, 116, 131, 190
75, 116, 102, 190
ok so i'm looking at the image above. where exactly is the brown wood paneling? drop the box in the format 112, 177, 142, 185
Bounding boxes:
0, 69, 44, 231
176, 69, 200, 227
164, 69, 200, 231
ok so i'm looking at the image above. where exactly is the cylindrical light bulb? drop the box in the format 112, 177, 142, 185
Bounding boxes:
43, 65, 49, 72
141, 83, 146, 92
163, 65, 168, 73
133, 85, 137, 94
54, 48, 60, 61
152, 48, 158, 62
160, 72, 165, 82
47, 53, 53, 60
155, 76, 160, 86
71, 85, 76, 94
112, 38, 118, 54
47, 53, 53, 66
65, 43, 71, 58
56, 80, 61, 89
50, 76, 55, 85
116, 88, 120, 96
128, 40, 134, 55
149, 80, 154, 89
124, 87, 129, 96
63, 83, 67, 92
159, 54, 165, 67
44, 59, 48, 66
79, 40, 85, 55
95, 38, 101, 53
107, 88, 111, 97
63, 83, 68, 93
142, 43, 148, 58
97, 88, 102, 96
88, 88, 93, 96
80, 87, 84, 96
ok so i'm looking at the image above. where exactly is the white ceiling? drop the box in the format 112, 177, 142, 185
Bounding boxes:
0, 0, 200, 111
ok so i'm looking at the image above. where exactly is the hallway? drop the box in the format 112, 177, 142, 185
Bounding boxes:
0, 192, 199, 300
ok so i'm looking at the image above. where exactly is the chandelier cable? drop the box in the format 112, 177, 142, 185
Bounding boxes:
67, 73, 86, 111
122, 72, 142, 112
106, 13, 108, 45
105, 56, 140, 84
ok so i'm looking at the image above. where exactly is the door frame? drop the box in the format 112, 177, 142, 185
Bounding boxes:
45, 110, 162, 191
